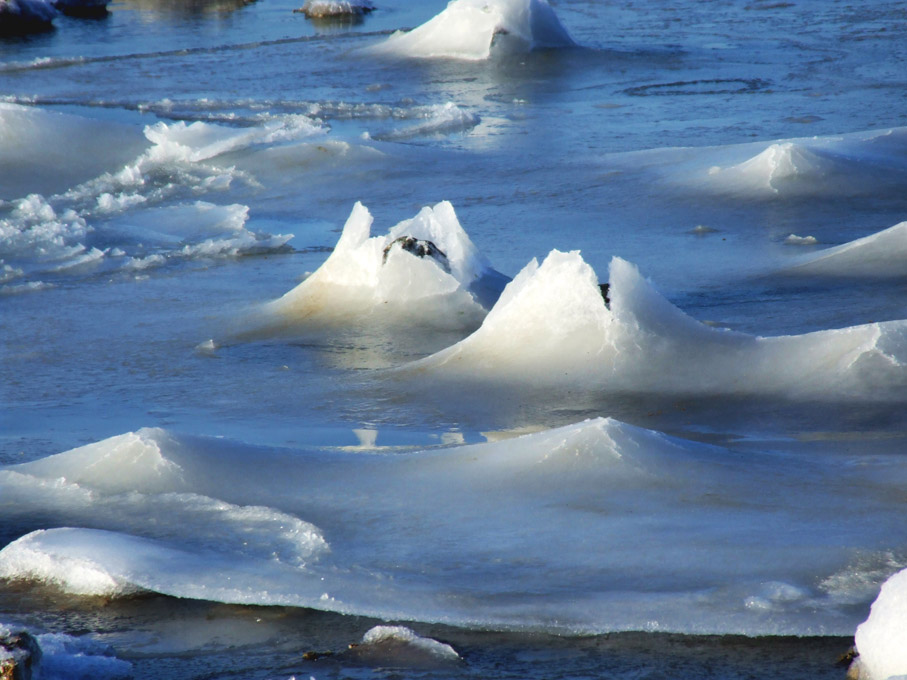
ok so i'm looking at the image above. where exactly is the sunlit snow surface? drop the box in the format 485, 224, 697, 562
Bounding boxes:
854, 568, 907, 680
258, 200, 508, 336
370, 0, 575, 60
2, 419, 906, 636
405, 251, 907, 398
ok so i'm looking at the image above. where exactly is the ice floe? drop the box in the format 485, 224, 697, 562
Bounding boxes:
611, 127, 907, 200
2, 420, 907, 635
1, 110, 319, 289
369, 0, 575, 60
262, 200, 509, 333
406, 251, 907, 398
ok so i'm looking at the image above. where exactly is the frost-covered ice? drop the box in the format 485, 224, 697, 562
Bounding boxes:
0, 193, 91, 266
2, 420, 907, 635
0, 112, 324, 289
853, 568, 907, 680
406, 251, 907, 398
369, 0, 575, 60
262, 200, 509, 333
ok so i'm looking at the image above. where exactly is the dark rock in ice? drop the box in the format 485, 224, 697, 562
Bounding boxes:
0, 630, 42, 680
52, 0, 109, 18
836, 646, 858, 667
0, 0, 56, 35
835, 646, 863, 680
301, 650, 335, 661
382, 235, 450, 272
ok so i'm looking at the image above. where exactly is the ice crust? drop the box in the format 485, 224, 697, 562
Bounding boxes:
854, 568, 907, 680
2, 420, 907, 635
407, 250, 907, 398
266, 201, 508, 330
370, 0, 575, 60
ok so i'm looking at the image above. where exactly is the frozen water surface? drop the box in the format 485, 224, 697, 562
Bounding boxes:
2, 0, 907, 678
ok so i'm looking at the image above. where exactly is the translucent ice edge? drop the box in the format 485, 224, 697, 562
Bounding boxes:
2, 421, 907, 636
405, 250, 907, 398
367, 0, 576, 61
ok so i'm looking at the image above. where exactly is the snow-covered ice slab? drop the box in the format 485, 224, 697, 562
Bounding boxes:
3, 419, 907, 635
368, 0, 575, 60
406, 250, 907, 398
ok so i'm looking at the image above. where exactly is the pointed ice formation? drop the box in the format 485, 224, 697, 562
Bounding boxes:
406, 251, 907, 398
369, 0, 575, 60
266, 201, 509, 329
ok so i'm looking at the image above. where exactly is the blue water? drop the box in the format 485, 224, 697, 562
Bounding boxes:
2, 0, 907, 677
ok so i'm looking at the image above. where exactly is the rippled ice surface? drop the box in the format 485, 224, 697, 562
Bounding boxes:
2, 0, 907, 678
